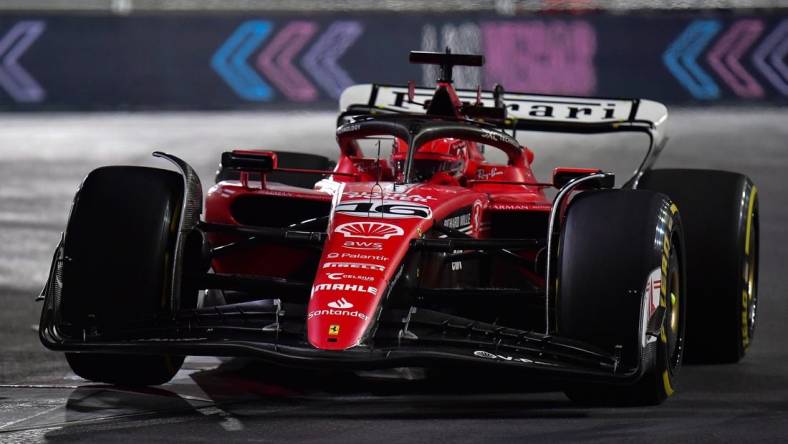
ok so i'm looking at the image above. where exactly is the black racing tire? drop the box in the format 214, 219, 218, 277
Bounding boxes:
558, 190, 686, 406
215, 151, 334, 189
638, 169, 759, 363
59, 166, 185, 386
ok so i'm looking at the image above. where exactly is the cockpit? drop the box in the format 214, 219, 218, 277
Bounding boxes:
336, 116, 527, 185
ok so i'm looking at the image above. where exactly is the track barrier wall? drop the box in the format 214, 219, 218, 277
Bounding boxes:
0, 12, 786, 110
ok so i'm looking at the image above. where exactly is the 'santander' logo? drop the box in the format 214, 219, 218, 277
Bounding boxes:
308, 309, 369, 321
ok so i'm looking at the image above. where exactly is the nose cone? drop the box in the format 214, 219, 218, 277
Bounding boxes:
307, 287, 377, 350
307, 251, 389, 350
306, 183, 451, 350
307, 217, 423, 350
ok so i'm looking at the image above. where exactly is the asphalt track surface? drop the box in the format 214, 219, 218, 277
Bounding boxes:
0, 109, 786, 442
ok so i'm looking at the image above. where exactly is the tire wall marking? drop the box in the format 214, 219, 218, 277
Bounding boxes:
661, 202, 679, 396
742, 185, 757, 348
742, 289, 750, 348
660, 204, 676, 344
745, 186, 757, 255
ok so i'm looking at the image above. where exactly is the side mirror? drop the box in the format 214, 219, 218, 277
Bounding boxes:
493, 83, 504, 109
221, 150, 278, 173
553, 168, 615, 189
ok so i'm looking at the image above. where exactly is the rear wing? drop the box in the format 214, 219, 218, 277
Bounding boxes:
339, 84, 669, 187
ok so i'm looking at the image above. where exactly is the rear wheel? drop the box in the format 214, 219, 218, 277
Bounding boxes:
59, 166, 186, 386
557, 190, 685, 405
638, 169, 759, 363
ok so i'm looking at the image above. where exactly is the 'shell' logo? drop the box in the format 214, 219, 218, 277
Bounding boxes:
334, 221, 404, 239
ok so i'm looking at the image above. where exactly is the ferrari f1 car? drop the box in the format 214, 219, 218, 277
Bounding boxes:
38, 51, 759, 405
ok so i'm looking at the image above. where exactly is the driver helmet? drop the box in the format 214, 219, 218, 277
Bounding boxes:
392, 138, 467, 182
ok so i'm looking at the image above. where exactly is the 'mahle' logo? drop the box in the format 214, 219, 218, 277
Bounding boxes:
312, 283, 378, 295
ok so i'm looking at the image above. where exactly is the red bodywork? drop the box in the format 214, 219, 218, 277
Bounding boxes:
206, 82, 553, 351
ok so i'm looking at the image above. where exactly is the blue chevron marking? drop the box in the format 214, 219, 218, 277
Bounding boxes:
663, 20, 722, 100
211, 20, 273, 101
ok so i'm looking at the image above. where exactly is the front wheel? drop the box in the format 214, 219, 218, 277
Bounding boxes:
557, 190, 686, 405
58, 166, 186, 386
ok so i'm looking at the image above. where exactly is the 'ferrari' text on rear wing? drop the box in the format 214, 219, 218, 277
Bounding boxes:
341, 84, 666, 132
339, 83, 669, 187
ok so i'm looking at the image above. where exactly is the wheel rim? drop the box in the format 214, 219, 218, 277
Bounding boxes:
666, 246, 683, 370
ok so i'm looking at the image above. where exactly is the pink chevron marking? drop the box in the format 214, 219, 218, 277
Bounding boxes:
773, 33, 788, 80
481, 21, 596, 95
256, 21, 318, 102
752, 20, 788, 96
0, 21, 45, 103
302, 21, 363, 100
707, 19, 765, 98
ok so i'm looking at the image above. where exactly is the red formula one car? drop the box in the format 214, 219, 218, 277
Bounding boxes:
38, 51, 759, 405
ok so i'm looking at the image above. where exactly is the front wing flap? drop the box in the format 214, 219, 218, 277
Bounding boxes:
40, 269, 640, 384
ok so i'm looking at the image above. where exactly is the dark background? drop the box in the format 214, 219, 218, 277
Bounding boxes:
0, 12, 786, 109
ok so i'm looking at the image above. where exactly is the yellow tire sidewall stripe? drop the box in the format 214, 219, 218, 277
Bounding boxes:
745, 186, 757, 256
662, 369, 675, 397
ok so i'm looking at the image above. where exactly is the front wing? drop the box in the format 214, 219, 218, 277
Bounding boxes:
39, 260, 641, 384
